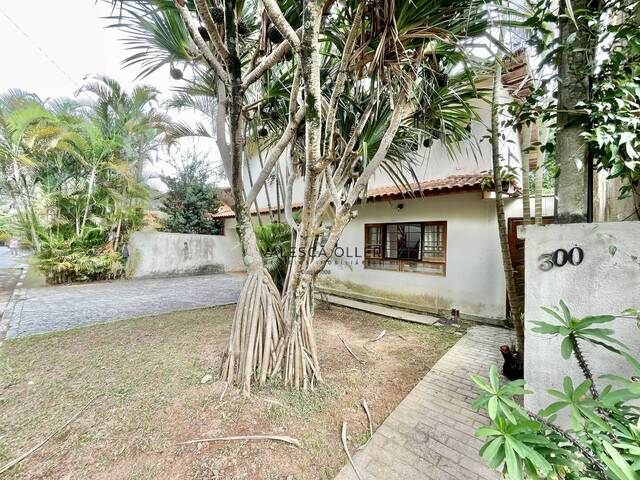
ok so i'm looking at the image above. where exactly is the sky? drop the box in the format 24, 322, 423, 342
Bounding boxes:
0, 1, 219, 189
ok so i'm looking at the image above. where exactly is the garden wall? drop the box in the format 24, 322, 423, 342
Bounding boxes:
523, 222, 640, 413
127, 231, 244, 278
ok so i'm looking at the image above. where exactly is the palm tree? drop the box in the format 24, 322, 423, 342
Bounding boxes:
76, 75, 168, 182
0, 90, 71, 251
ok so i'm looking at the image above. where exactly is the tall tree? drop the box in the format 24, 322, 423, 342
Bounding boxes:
554, 0, 598, 223
160, 153, 223, 234
490, 49, 525, 354
111, 0, 491, 394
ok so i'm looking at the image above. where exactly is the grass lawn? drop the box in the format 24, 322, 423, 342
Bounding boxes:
0, 304, 462, 479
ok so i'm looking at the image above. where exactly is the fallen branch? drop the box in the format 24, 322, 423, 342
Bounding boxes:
219, 381, 229, 401
178, 435, 300, 447
0, 395, 101, 475
368, 330, 386, 343
341, 422, 363, 480
338, 335, 366, 364
361, 400, 373, 438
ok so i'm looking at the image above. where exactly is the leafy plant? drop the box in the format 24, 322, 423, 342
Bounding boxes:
254, 222, 292, 293
473, 301, 640, 479
0, 77, 163, 283
160, 152, 223, 235
36, 230, 126, 284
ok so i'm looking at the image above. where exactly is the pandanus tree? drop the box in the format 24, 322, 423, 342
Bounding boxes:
111, 0, 490, 394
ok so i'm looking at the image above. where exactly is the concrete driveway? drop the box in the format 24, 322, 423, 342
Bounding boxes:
3, 273, 245, 339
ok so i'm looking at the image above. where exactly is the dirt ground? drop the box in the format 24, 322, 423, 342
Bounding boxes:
0, 303, 462, 479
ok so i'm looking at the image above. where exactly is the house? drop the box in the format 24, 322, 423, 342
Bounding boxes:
212, 66, 555, 324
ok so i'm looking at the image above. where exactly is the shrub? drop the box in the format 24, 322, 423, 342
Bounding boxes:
36, 230, 125, 284
160, 154, 223, 235
472, 301, 640, 479
254, 222, 292, 292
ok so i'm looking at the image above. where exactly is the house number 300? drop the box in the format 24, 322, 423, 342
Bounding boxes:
538, 247, 584, 271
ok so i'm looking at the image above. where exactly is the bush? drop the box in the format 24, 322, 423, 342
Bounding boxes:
160, 154, 223, 235
473, 301, 640, 479
36, 229, 125, 284
254, 222, 292, 292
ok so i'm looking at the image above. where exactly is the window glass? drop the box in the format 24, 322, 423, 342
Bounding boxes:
385, 224, 398, 259
398, 223, 422, 260
365, 225, 383, 258
423, 223, 445, 259
364, 221, 446, 276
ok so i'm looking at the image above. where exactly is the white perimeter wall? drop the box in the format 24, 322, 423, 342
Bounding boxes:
320, 191, 554, 321
524, 222, 640, 414
128, 230, 244, 278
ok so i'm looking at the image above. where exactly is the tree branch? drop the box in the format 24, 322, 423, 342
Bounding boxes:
242, 29, 301, 89
193, 0, 231, 64
307, 90, 409, 276
284, 150, 299, 231
175, 0, 228, 82
527, 411, 607, 477
324, 3, 364, 156
216, 80, 232, 179
262, 0, 300, 51
345, 89, 409, 206
245, 107, 304, 205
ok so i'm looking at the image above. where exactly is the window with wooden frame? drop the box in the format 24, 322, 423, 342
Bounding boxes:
364, 221, 447, 275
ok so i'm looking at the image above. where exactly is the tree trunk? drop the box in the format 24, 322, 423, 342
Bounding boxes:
534, 123, 547, 225
555, 0, 596, 223
80, 166, 97, 237
255, 140, 275, 223
278, 0, 325, 389
218, 1, 286, 395
491, 57, 525, 354
520, 124, 532, 224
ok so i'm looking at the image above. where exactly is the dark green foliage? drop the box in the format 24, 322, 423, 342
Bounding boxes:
254, 222, 291, 293
584, 11, 640, 202
37, 229, 130, 284
160, 155, 223, 235
472, 302, 640, 479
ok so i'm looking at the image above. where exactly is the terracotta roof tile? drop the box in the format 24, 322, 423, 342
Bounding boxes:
212, 173, 485, 219
366, 173, 485, 200
211, 202, 303, 219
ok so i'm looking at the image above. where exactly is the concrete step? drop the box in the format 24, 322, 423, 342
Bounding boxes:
319, 293, 442, 325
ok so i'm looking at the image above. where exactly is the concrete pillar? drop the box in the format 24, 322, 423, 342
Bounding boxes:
523, 222, 640, 415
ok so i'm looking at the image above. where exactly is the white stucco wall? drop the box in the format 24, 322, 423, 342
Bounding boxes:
523, 222, 640, 414
318, 192, 554, 321
128, 230, 244, 278
243, 84, 522, 211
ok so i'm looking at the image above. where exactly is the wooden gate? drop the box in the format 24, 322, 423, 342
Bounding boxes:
507, 217, 554, 313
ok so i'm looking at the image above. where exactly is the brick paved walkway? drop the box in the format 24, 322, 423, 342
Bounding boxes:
335, 325, 512, 480
3, 273, 244, 338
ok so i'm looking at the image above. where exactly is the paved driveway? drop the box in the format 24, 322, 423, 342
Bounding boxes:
0, 247, 25, 324
3, 273, 245, 339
